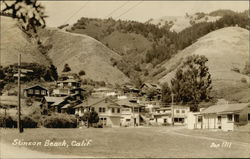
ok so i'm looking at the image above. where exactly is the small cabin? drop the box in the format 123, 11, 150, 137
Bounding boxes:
24, 85, 48, 98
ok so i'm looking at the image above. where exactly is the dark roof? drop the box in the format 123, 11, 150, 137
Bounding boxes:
24, 85, 48, 91
201, 103, 250, 114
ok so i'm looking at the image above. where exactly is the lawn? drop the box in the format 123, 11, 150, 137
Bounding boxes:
0, 127, 249, 158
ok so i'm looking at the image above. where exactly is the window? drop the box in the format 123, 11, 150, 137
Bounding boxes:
174, 118, 184, 123
28, 89, 33, 94
217, 116, 222, 124
99, 107, 102, 112
126, 119, 131, 122
164, 119, 167, 123
182, 110, 185, 113
248, 114, 250, 121
41, 90, 46, 95
176, 110, 180, 113
112, 108, 115, 113
234, 114, 240, 123
35, 90, 40, 95
102, 108, 106, 113
117, 108, 120, 113
227, 114, 233, 122
198, 116, 202, 123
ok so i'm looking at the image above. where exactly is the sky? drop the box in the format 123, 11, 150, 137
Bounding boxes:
40, 1, 249, 27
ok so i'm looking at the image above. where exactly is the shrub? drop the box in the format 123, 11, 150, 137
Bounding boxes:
0, 114, 16, 128
241, 77, 247, 83
21, 116, 38, 128
78, 70, 86, 76
41, 113, 77, 128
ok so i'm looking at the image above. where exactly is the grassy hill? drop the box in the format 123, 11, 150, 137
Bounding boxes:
1, 16, 130, 85
0, 16, 50, 67
37, 28, 130, 85
156, 27, 250, 102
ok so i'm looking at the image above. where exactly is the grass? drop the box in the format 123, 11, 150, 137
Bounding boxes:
1, 127, 249, 158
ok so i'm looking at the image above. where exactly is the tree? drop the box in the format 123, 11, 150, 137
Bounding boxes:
50, 65, 58, 81
62, 64, 71, 72
82, 107, 99, 127
171, 55, 212, 111
1, 0, 47, 33
161, 82, 172, 104
78, 70, 86, 76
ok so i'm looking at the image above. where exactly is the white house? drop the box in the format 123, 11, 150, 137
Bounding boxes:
188, 103, 250, 131
116, 98, 146, 127
153, 105, 190, 126
74, 97, 122, 127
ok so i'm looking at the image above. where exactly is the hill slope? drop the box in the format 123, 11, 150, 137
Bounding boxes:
0, 16, 50, 67
157, 27, 250, 102
1, 16, 130, 85
37, 28, 130, 85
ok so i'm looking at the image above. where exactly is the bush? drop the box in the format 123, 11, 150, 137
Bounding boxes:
21, 116, 38, 128
41, 113, 77, 128
78, 70, 86, 76
241, 77, 247, 83
0, 114, 16, 128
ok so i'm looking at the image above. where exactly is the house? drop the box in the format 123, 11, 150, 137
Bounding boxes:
140, 83, 162, 100
13, 69, 33, 79
141, 83, 162, 93
153, 107, 172, 125
197, 103, 250, 131
153, 105, 190, 125
116, 98, 146, 127
52, 87, 85, 99
23, 85, 48, 98
41, 96, 70, 113
74, 97, 122, 127
56, 79, 80, 88
92, 87, 117, 97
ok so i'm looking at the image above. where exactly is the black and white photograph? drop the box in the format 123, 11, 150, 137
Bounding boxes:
0, 0, 249, 158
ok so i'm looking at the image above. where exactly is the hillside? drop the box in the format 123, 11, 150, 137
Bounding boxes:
37, 28, 130, 85
157, 27, 250, 102
0, 16, 50, 67
1, 16, 130, 85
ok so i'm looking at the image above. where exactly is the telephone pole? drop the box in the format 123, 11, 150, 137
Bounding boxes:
171, 93, 174, 126
18, 53, 23, 133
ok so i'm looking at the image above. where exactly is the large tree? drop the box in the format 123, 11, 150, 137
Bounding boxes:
171, 55, 212, 111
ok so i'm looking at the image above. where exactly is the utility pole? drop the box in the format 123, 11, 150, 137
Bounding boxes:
171, 93, 174, 126
18, 53, 23, 133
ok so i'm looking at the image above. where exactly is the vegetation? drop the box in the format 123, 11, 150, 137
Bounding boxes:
81, 107, 100, 127
78, 70, 86, 76
41, 113, 77, 128
1, 0, 46, 32
68, 10, 249, 84
170, 55, 212, 111
1, 63, 58, 83
62, 63, 71, 72
161, 82, 172, 104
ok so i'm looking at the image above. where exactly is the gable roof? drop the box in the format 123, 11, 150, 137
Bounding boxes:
201, 103, 250, 114
76, 97, 120, 108
24, 85, 48, 91
44, 96, 66, 105
141, 83, 161, 90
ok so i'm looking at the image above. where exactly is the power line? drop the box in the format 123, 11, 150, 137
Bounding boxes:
63, 1, 90, 25
104, 1, 130, 19
114, 1, 144, 20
